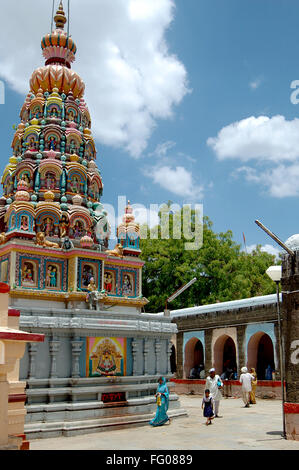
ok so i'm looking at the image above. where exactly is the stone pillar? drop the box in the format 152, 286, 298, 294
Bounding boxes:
155, 340, 162, 375
71, 337, 83, 378
167, 340, 172, 375
49, 339, 60, 379
143, 339, 150, 375
68, 257, 78, 293
132, 338, 139, 376
204, 329, 213, 374
9, 252, 16, 290
28, 343, 38, 379
281, 251, 299, 440
0, 374, 9, 447
139, 268, 142, 297
274, 322, 283, 380
176, 331, 184, 378
237, 325, 246, 375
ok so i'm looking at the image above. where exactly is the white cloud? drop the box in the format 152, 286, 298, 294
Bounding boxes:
246, 243, 281, 259
249, 78, 262, 90
149, 141, 176, 158
144, 165, 204, 199
237, 164, 299, 198
0, 0, 189, 158
207, 115, 299, 162
208, 114, 299, 198
133, 206, 160, 228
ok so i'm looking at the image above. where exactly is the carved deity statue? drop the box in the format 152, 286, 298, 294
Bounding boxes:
21, 216, 29, 231
28, 137, 37, 151
104, 271, 114, 293
46, 173, 56, 190
87, 277, 97, 293
42, 217, 54, 237
70, 176, 80, 193
105, 243, 124, 258
85, 277, 107, 310
49, 137, 57, 151
62, 236, 74, 250
59, 217, 69, 238
35, 232, 60, 248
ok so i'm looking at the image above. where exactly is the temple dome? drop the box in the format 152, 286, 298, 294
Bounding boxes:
72, 195, 83, 206
117, 201, 140, 235
33, 2, 83, 96
41, 1, 77, 68
44, 191, 55, 202
80, 234, 94, 249
30, 65, 85, 98
285, 234, 299, 251
15, 179, 30, 202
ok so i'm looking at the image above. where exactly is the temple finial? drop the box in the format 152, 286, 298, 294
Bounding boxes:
54, 1, 67, 30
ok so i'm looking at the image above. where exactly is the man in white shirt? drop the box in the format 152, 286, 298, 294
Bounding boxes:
239, 367, 255, 408
205, 368, 223, 417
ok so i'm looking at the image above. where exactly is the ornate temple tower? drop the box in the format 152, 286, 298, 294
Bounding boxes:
0, 2, 147, 309
0, 3, 182, 437
2, 2, 105, 247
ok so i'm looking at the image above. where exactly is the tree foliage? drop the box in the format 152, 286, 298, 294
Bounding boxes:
140, 208, 279, 313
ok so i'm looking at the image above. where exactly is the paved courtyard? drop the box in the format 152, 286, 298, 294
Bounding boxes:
29, 395, 299, 451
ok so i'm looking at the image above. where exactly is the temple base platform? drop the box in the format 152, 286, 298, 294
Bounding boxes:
23, 375, 186, 439
24, 376, 187, 439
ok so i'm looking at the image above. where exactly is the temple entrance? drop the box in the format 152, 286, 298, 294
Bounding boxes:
184, 338, 204, 378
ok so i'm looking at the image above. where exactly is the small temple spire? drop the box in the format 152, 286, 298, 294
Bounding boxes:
41, 0, 76, 69
54, 1, 67, 30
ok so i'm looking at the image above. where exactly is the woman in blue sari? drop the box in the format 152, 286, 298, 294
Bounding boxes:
150, 377, 170, 426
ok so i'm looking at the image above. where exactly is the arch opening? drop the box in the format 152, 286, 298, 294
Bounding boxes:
247, 332, 275, 379
170, 345, 177, 374
184, 338, 204, 379
214, 335, 237, 376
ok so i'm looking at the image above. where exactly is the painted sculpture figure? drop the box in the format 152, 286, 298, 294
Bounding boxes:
35, 232, 60, 249
85, 277, 107, 310
105, 243, 124, 258
86, 277, 99, 310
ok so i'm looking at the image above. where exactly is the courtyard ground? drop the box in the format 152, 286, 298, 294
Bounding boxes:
28, 395, 299, 451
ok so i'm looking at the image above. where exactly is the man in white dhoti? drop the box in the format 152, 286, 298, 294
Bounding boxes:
205, 368, 223, 417
239, 367, 255, 408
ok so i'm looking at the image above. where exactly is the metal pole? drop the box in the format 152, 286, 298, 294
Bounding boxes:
255, 220, 294, 257
67, 0, 70, 38
276, 281, 286, 439
51, 0, 55, 32
167, 277, 197, 304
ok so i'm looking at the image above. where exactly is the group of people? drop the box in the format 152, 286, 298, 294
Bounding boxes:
149, 366, 258, 427
189, 364, 205, 379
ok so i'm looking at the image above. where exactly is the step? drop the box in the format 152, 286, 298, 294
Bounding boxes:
25, 408, 188, 439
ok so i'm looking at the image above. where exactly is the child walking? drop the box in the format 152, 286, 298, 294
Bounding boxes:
202, 389, 215, 425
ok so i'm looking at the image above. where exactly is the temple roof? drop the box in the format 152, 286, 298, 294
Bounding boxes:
170, 293, 281, 318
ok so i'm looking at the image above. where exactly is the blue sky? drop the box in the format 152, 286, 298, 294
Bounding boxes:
1, 0, 299, 255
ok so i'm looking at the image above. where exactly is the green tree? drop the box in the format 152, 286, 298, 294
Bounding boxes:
140, 208, 278, 313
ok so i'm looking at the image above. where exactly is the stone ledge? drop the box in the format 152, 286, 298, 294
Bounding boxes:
25, 375, 175, 388
26, 382, 173, 397
26, 394, 179, 413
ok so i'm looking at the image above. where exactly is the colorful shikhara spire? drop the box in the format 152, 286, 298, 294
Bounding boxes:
0, 1, 111, 249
